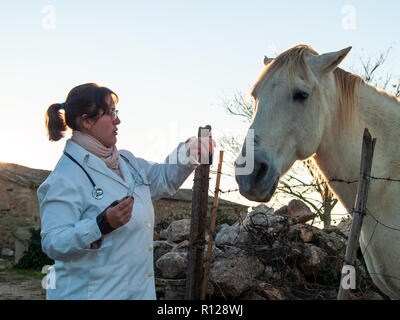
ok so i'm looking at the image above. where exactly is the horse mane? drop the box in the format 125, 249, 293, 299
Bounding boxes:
334, 68, 400, 126
333, 68, 363, 127
250, 44, 364, 127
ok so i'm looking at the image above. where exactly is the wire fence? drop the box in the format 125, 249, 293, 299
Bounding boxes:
207, 156, 400, 292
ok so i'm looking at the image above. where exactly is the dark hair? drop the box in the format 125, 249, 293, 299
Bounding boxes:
45, 83, 119, 141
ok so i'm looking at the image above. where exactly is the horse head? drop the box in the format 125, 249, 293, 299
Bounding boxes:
235, 44, 352, 202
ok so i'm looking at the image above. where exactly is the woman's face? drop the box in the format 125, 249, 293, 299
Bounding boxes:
84, 95, 121, 147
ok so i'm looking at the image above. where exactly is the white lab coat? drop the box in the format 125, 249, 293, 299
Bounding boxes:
38, 139, 197, 300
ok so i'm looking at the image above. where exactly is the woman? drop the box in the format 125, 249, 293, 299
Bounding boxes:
38, 83, 214, 300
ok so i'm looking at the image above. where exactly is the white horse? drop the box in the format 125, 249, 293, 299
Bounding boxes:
235, 44, 400, 299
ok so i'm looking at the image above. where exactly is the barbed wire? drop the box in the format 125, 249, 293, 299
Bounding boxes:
207, 164, 400, 290
360, 217, 378, 260
208, 163, 400, 228
342, 206, 400, 290
367, 176, 400, 183
209, 169, 235, 178
365, 208, 400, 232
206, 150, 400, 292
209, 166, 400, 190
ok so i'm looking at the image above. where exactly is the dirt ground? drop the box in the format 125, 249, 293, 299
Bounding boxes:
0, 258, 45, 300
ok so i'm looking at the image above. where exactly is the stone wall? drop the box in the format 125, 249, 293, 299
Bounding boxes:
153, 189, 248, 233
153, 204, 385, 300
0, 163, 46, 252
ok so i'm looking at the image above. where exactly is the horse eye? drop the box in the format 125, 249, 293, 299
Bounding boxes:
293, 91, 309, 102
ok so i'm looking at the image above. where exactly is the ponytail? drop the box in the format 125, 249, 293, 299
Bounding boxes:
45, 103, 67, 141
44, 83, 118, 142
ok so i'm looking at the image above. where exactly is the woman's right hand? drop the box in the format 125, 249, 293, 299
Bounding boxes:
105, 196, 134, 229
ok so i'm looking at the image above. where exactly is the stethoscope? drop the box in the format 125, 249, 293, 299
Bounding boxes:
64, 151, 144, 201
64, 152, 105, 200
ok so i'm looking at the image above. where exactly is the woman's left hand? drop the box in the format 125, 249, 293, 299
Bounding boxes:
185, 136, 216, 164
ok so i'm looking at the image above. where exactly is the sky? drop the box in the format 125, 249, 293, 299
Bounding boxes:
1, 0, 399, 208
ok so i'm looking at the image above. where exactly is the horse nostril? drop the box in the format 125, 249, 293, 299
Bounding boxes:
255, 162, 268, 184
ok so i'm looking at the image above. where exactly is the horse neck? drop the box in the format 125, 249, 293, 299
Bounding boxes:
314, 81, 400, 210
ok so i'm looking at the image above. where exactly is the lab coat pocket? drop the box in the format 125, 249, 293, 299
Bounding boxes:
83, 234, 112, 252
88, 263, 129, 300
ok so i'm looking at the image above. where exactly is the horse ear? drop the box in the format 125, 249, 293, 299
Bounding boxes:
309, 46, 352, 73
263, 56, 274, 66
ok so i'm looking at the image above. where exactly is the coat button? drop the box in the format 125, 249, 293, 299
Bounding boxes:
148, 272, 153, 278
148, 247, 153, 252
146, 222, 151, 228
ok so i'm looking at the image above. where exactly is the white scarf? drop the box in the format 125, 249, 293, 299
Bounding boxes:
71, 130, 122, 179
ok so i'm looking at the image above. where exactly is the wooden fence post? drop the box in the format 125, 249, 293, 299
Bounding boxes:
201, 150, 224, 300
185, 125, 212, 300
337, 128, 376, 300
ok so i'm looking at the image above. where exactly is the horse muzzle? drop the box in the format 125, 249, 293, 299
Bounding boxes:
234, 153, 280, 202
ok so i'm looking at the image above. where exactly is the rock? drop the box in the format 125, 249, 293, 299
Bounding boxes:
14, 227, 32, 264
287, 200, 316, 224
289, 226, 346, 281
156, 252, 187, 279
215, 205, 288, 248
219, 245, 244, 256
160, 219, 191, 243
218, 223, 230, 230
291, 267, 307, 285
255, 281, 286, 300
159, 228, 168, 240
202, 281, 215, 298
243, 208, 285, 229
263, 265, 275, 281
298, 243, 328, 278
336, 218, 352, 238
252, 242, 290, 266
245, 204, 275, 224
153, 240, 176, 277
241, 205, 289, 244
240, 290, 266, 300
312, 230, 346, 256
289, 224, 319, 243
299, 228, 314, 243
171, 240, 189, 253
153, 241, 176, 261
1, 248, 14, 257
203, 243, 223, 261
215, 224, 249, 247
323, 225, 346, 238
274, 205, 288, 216
209, 253, 264, 298
155, 278, 186, 300
290, 242, 305, 258
171, 239, 223, 262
